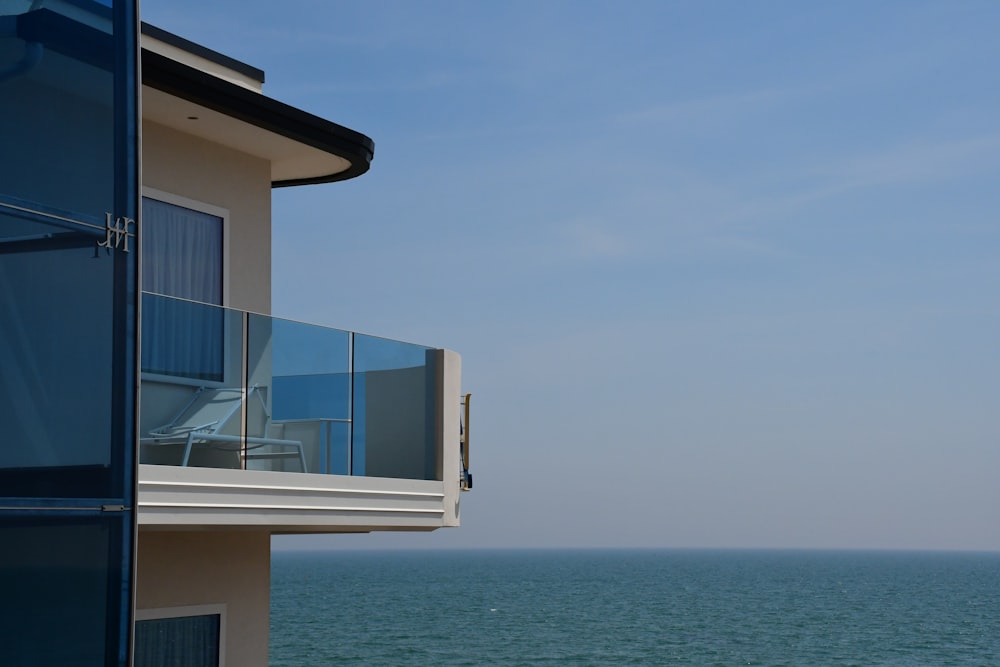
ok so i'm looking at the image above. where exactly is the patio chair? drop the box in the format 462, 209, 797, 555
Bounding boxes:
142, 385, 307, 471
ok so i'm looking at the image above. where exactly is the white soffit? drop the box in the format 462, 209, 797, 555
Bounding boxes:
142, 85, 353, 182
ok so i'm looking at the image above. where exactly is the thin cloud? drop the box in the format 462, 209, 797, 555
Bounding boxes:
727, 131, 1000, 223
562, 222, 633, 260
813, 132, 1000, 192
617, 85, 824, 127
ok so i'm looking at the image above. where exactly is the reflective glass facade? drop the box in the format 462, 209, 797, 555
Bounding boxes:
0, 0, 138, 665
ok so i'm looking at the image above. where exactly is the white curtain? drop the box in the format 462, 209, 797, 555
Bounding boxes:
140, 198, 224, 381
141, 197, 221, 304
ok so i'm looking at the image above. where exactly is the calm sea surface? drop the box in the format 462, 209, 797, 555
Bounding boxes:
270, 549, 1000, 666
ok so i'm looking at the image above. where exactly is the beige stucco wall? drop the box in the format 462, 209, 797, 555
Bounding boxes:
142, 120, 272, 314
135, 530, 271, 667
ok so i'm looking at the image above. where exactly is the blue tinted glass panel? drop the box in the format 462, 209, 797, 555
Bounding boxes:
0, 6, 115, 216
351, 372, 366, 476
141, 293, 233, 382
140, 295, 246, 470
324, 421, 351, 475
354, 334, 430, 373
269, 317, 350, 376
246, 315, 350, 473
0, 214, 125, 497
353, 335, 436, 480
135, 615, 220, 667
0, 515, 126, 667
261, 316, 350, 419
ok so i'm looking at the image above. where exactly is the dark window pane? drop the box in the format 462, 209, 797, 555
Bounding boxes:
0, 1, 138, 501
0, 214, 122, 497
0, 515, 126, 667
135, 615, 220, 667
0, 7, 115, 216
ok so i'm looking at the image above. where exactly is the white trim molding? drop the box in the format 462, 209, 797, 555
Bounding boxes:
138, 464, 450, 532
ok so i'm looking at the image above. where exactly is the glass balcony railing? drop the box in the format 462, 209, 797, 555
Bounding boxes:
138, 292, 440, 480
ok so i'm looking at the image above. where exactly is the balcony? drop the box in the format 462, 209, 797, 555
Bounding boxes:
136, 293, 463, 531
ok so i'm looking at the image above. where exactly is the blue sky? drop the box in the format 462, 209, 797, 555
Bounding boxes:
144, 1, 1000, 551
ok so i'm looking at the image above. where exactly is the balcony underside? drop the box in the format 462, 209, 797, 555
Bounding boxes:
137, 464, 455, 533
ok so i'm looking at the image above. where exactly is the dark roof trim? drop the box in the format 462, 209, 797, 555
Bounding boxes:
141, 23, 266, 84
142, 50, 374, 185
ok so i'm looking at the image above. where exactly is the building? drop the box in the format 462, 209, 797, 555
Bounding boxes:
0, 2, 469, 666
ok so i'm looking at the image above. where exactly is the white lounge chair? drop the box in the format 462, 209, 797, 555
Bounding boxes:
142, 385, 307, 471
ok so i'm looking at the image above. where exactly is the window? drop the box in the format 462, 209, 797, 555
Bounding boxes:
134, 605, 225, 667
140, 192, 228, 382
141, 196, 224, 305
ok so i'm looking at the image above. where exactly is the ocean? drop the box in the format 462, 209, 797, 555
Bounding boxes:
270, 549, 1000, 666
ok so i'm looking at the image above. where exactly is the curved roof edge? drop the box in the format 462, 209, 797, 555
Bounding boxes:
142, 50, 375, 186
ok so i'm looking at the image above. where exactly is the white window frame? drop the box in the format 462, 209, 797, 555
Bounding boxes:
134, 603, 227, 667
140, 187, 231, 388
141, 186, 230, 307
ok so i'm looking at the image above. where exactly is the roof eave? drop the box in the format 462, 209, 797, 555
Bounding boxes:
142, 49, 374, 186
